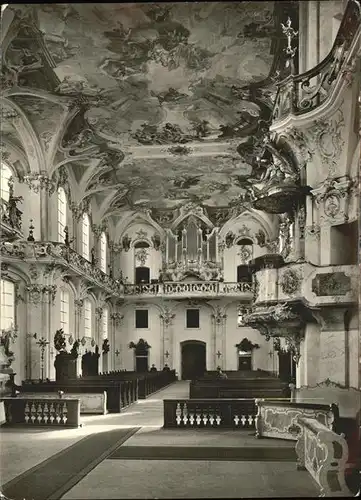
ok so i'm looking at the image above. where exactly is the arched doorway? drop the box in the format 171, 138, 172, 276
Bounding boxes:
181, 340, 206, 380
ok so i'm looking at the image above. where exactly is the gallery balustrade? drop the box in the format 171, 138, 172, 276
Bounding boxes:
124, 281, 253, 298
2, 397, 81, 427
163, 398, 256, 429
272, 0, 361, 122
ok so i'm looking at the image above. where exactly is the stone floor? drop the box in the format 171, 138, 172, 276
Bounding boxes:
0, 381, 320, 498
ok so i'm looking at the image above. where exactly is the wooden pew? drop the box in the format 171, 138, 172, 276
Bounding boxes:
20, 380, 136, 413
190, 377, 289, 399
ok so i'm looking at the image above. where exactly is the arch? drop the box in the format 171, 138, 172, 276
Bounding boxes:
116, 211, 165, 241
171, 211, 213, 232
134, 241, 150, 249
236, 237, 253, 246
1, 137, 31, 180
219, 208, 277, 241
2, 97, 45, 173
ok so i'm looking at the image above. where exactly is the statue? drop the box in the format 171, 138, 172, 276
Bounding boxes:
91, 247, 97, 267
122, 234, 131, 252
3, 177, 23, 229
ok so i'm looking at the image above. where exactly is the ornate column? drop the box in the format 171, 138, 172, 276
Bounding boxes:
25, 282, 57, 379
74, 299, 84, 342
211, 306, 227, 370
160, 306, 176, 370
23, 173, 55, 241
109, 242, 122, 279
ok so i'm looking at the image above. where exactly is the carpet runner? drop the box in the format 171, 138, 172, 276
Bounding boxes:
2, 427, 139, 500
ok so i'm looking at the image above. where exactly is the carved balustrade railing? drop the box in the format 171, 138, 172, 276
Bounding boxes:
2, 397, 81, 427
123, 281, 253, 298
273, 0, 361, 121
163, 398, 256, 429
296, 416, 353, 497
0, 240, 124, 296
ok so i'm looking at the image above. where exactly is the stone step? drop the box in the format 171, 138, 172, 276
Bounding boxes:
109, 445, 296, 461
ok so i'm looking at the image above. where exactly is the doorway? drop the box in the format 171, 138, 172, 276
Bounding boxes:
181, 340, 206, 380
278, 350, 296, 382
135, 355, 149, 372
135, 266, 150, 284
238, 353, 252, 371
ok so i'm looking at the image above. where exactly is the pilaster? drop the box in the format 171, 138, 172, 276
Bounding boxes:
312, 307, 349, 387
211, 306, 227, 370
110, 311, 124, 370
160, 306, 176, 370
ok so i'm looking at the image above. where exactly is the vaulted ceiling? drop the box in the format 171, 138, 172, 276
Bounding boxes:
2, 2, 297, 224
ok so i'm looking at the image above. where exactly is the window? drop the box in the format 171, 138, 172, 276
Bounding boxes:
102, 307, 108, 339
60, 290, 69, 335
0, 279, 15, 330
1, 162, 12, 202
84, 299, 92, 337
135, 309, 148, 329
82, 213, 90, 260
186, 309, 199, 328
57, 188, 67, 243
100, 232, 107, 272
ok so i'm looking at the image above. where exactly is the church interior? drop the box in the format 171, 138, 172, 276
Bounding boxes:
0, 1, 360, 498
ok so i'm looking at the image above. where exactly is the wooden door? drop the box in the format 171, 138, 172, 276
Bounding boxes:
181, 342, 206, 380
238, 354, 252, 371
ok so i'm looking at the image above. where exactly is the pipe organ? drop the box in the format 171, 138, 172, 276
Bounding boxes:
163, 216, 220, 281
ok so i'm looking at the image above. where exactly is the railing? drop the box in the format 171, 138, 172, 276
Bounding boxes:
163, 399, 256, 428
296, 416, 353, 497
0, 240, 123, 296
124, 281, 253, 297
272, 0, 361, 121
255, 400, 338, 441
2, 397, 81, 427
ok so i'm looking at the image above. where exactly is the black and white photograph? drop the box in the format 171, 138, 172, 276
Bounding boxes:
0, 1, 360, 498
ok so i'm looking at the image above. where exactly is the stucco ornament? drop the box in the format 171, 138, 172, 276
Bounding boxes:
324, 194, 341, 217
160, 307, 176, 326
280, 269, 301, 296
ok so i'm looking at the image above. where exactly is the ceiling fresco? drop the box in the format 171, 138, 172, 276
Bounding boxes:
88, 155, 253, 210
37, 2, 275, 145
2, 1, 293, 215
